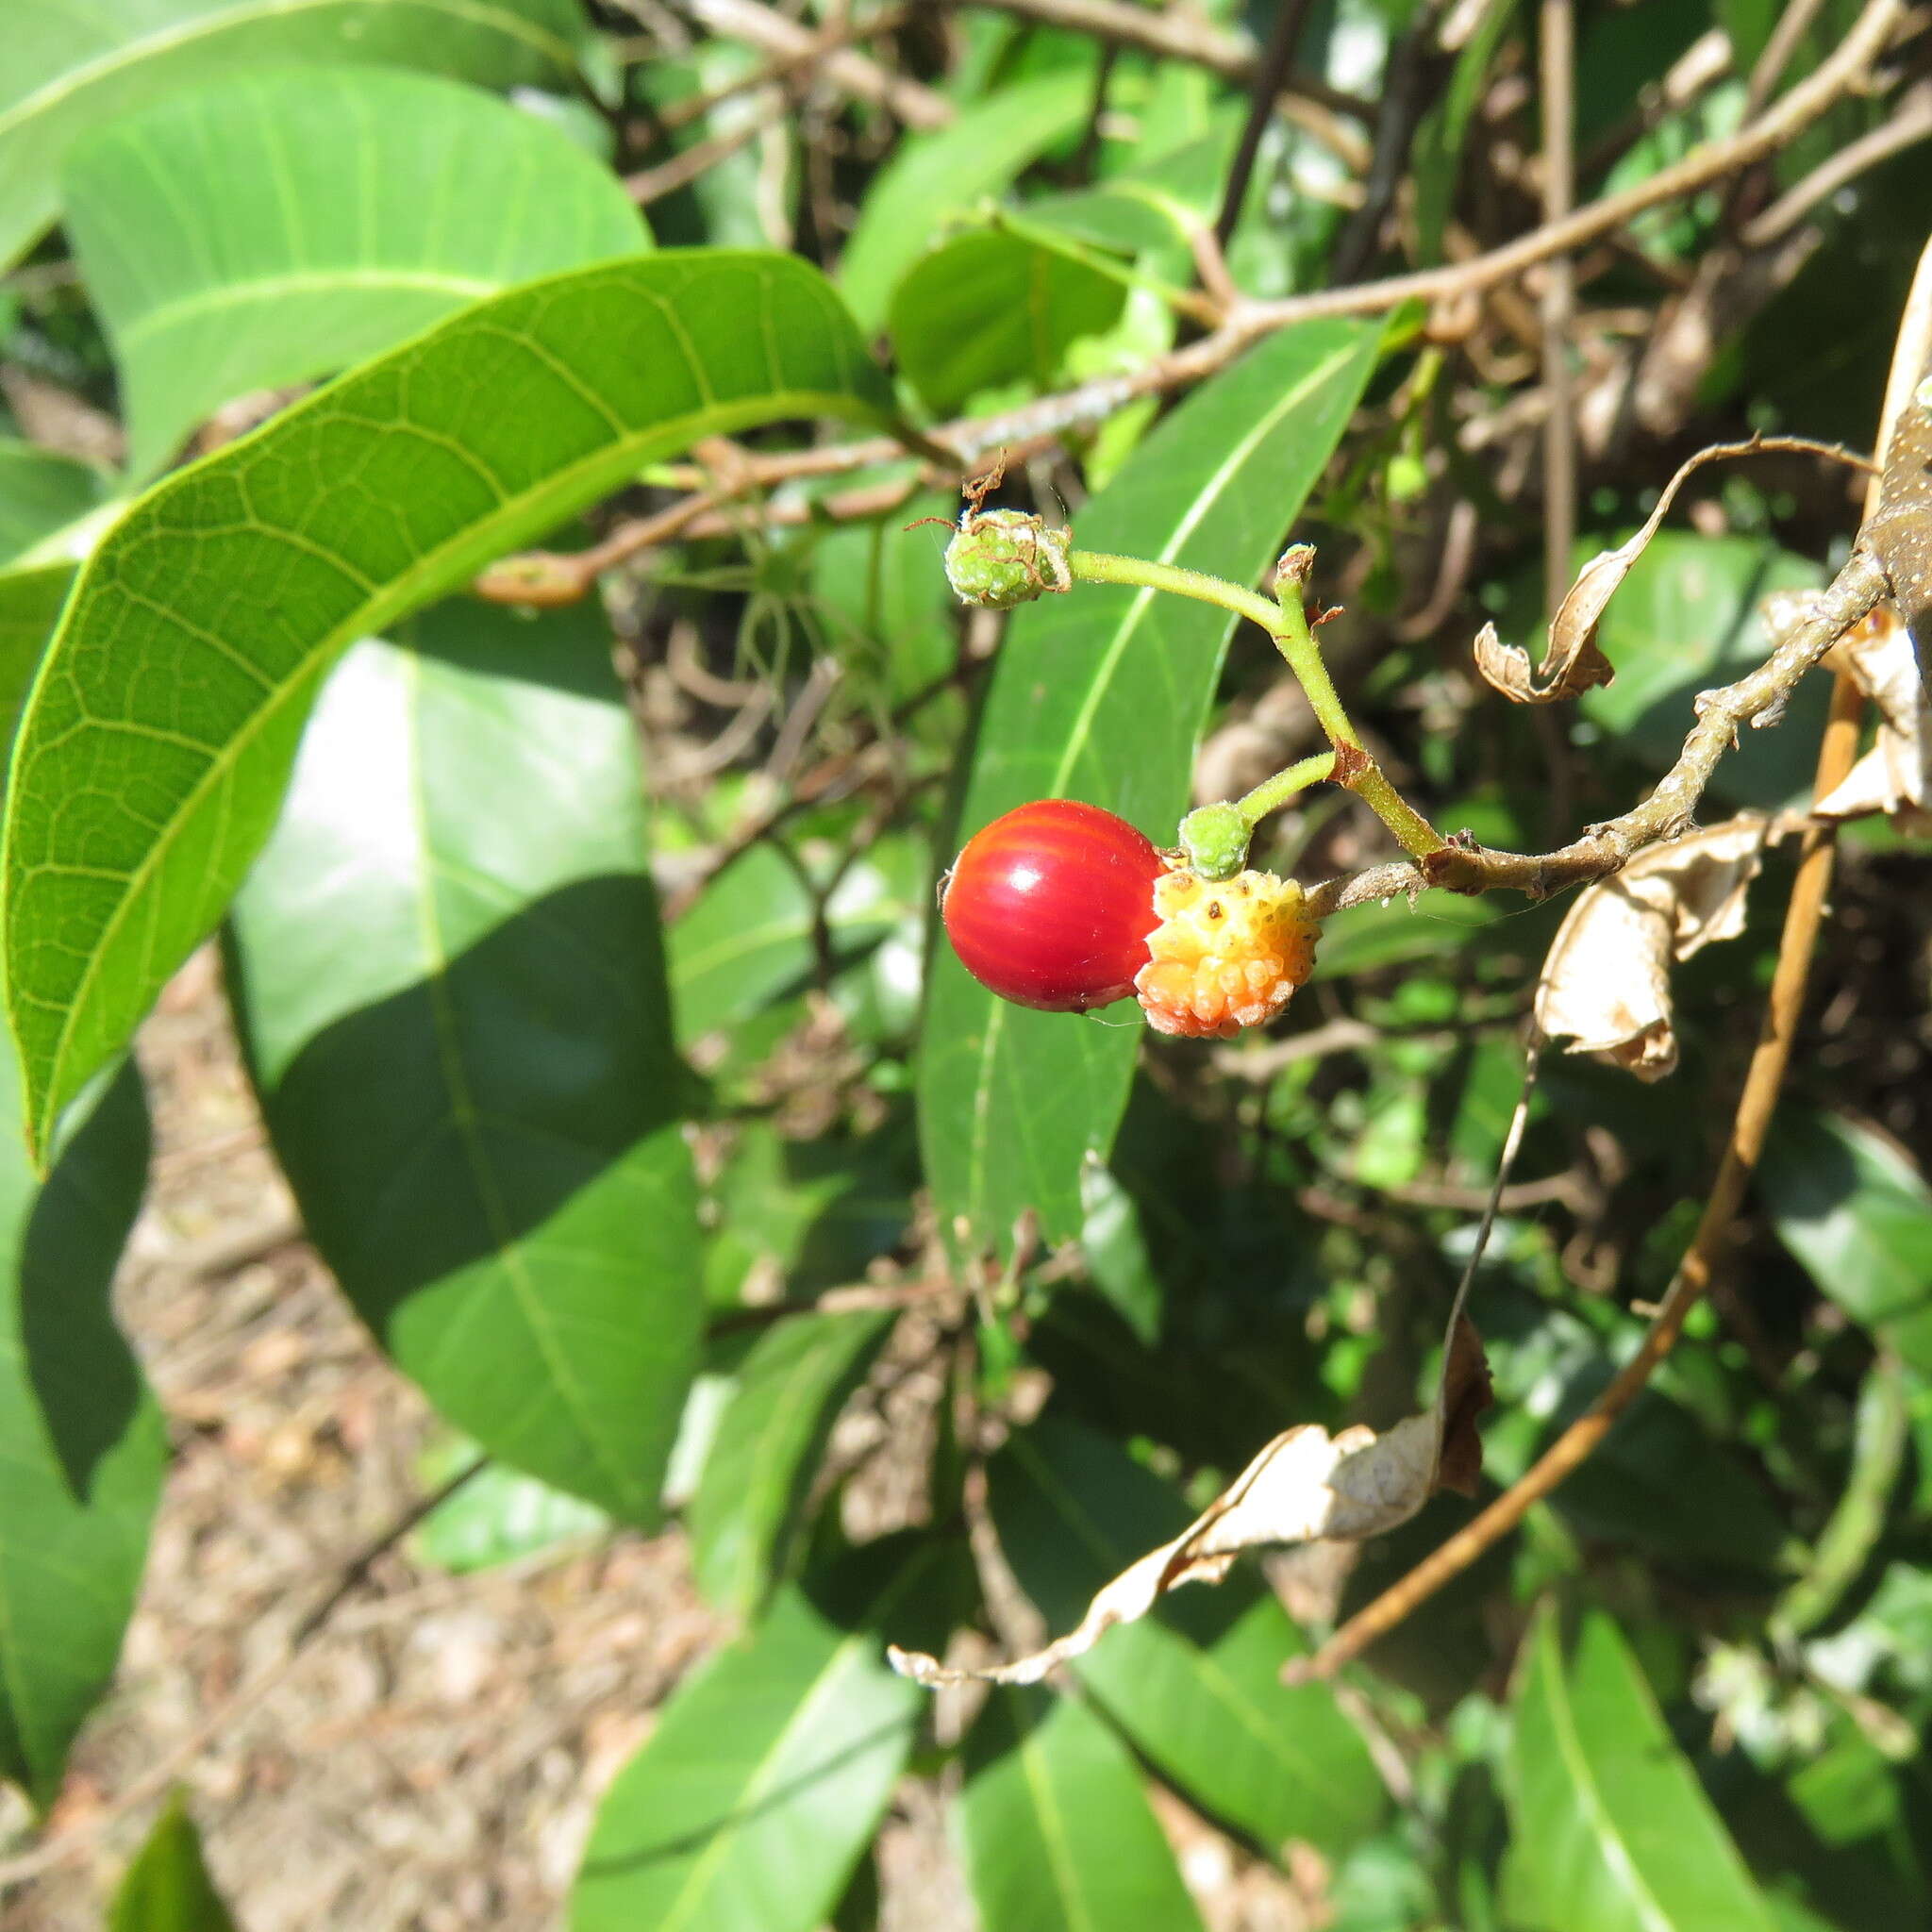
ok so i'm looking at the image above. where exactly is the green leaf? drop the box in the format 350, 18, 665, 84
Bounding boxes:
915, 318, 1381, 1251
0, 441, 107, 563
1761, 1108, 1932, 1373
1076, 1155, 1163, 1346
888, 229, 1125, 416
689, 1309, 893, 1617
0, 562, 73, 750
0, 443, 111, 752
110, 1795, 238, 1932
226, 604, 702, 1523
65, 66, 649, 478
0, 1046, 161, 1808
670, 841, 919, 1047
572, 1541, 944, 1932
411, 1442, 611, 1575
1503, 1605, 1779, 1932
0, 0, 582, 271
807, 481, 960, 712
839, 73, 1093, 333
989, 1416, 1386, 1857
702, 1119, 916, 1308
3, 247, 893, 1167
958, 1687, 1207, 1932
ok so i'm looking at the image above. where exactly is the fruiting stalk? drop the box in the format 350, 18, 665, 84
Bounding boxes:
1234, 751, 1336, 826
1064, 548, 1445, 861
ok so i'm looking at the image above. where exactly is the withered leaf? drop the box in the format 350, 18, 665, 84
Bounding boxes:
1475, 439, 1782, 706
1813, 603, 1932, 831
889, 1297, 1491, 1689
1534, 816, 1782, 1082
1863, 389, 1932, 658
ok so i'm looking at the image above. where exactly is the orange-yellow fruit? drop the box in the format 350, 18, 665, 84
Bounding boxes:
1134, 868, 1318, 1040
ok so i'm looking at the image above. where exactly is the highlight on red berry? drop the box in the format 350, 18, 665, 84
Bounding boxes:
941, 799, 1165, 1011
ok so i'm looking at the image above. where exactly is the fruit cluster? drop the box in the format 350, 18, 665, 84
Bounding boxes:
940, 800, 1317, 1038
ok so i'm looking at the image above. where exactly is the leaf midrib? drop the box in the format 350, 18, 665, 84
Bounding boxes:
1535, 1625, 1676, 1932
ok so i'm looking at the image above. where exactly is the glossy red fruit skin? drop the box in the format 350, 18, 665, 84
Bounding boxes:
941, 800, 1165, 1011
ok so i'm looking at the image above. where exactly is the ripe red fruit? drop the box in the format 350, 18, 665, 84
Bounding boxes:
941, 800, 1165, 1011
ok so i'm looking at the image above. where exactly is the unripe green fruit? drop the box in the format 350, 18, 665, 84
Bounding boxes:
943, 509, 1073, 608
1176, 801, 1250, 882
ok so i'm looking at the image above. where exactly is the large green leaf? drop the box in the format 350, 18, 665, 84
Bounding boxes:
888, 228, 1125, 416
226, 605, 702, 1523
572, 1541, 946, 1932
1761, 1108, 1932, 1374
839, 73, 1092, 333
958, 1687, 1207, 1932
110, 1796, 238, 1932
915, 318, 1381, 1252
989, 1416, 1386, 1857
688, 1308, 893, 1616
0, 1045, 160, 1809
1503, 1606, 1779, 1932
65, 66, 649, 478
2, 248, 894, 1167
0, 0, 582, 271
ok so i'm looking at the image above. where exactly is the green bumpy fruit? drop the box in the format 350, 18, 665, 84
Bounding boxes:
943, 509, 1074, 608
1176, 801, 1251, 882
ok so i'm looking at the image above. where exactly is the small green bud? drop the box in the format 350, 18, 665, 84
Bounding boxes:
943, 509, 1074, 608
1177, 801, 1250, 882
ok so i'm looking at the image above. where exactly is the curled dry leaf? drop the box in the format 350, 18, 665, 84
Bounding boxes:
1863, 388, 1932, 656
1475, 439, 1809, 706
888, 1300, 1491, 1689
1534, 815, 1785, 1082
1812, 603, 1932, 831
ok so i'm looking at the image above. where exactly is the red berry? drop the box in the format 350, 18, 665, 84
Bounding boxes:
941, 800, 1165, 1011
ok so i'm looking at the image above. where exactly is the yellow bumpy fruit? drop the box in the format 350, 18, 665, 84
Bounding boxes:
1134, 867, 1318, 1040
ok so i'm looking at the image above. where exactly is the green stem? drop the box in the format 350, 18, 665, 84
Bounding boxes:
1067, 548, 1446, 861
1235, 752, 1336, 824
1272, 588, 1445, 860
1068, 550, 1284, 633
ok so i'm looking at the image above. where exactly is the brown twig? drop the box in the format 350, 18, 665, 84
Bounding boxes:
625, 95, 790, 204
1741, 81, 1932, 247
1213, 0, 1318, 248
671, 0, 949, 129
657, 2, 913, 131
1304, 539, 1886, 913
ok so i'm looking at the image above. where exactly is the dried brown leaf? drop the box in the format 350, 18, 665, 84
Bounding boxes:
1813, 603, 1932, 830
1864, 390, 1932, 652
1534, 815, 1782, 1081
1475, 439, 1804, 706
889, 1304, 1491, 1689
